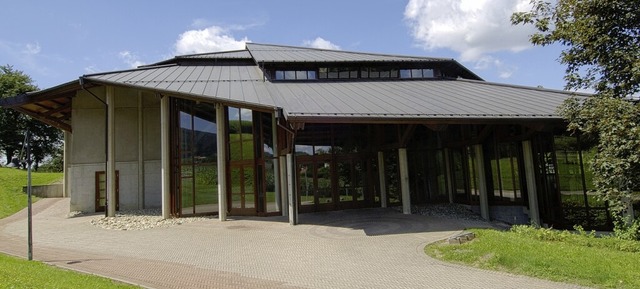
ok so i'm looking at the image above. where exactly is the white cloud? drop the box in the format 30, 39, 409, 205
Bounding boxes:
474, 56, 517, 79
23, 43, 41, 55
174, 26, 249, 55
404, 0, 536, 62
303, 37, 341, 50
404, 0, 537, 79
119, 51, 145, 68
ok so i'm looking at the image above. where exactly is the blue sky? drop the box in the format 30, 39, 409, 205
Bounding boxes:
1, 0, 570, 91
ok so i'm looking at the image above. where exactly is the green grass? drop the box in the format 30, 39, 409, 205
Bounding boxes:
426, 226, 640, 288
0, 167, 63, 219
0, 253, 138, 288
0, 168, 139, 288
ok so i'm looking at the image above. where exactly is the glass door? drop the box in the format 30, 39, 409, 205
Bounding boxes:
172, 99, 218, 216
297, 157, 334, 213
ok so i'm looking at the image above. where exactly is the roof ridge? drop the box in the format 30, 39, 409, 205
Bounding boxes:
245, 42, 453, 61
175, 49, 248, 58
82, 63, 178, 78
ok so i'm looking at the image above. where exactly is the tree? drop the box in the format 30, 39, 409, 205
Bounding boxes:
0, 65, 62, 170
512, 0, 640, 238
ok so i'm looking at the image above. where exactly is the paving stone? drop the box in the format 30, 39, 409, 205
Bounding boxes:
0, 199, 592, 289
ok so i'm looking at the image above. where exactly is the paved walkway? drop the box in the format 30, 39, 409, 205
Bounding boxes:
0, 198, 590, 289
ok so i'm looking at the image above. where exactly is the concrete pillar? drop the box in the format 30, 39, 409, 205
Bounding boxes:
473, 144, 490, 220
444, 148, 454, 204
63, 131, 71, 198
137, 92, 145, 209
377, 151, 387, 208
160, 95, 171, 219
216, 104, 227, 221
287, 153, 297, 225
522, 141, 540, 226
398, 148, 411, 214
272, 113, 281, 212
280, 155, 288, 217
106, 86, 116, 217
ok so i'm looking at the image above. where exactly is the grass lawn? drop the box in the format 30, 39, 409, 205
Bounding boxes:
0, 168, 140, 288
0, 253, 138, 288
0, 167, 63, 219
426, 226, 640, 288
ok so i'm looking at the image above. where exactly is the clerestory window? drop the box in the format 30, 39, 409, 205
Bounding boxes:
274, 70, 317, 80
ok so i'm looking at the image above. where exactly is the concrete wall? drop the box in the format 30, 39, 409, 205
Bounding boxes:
23, 184, 64, 198
68, 86, 161, 212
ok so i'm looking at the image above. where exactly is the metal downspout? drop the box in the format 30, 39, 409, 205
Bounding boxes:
79, 77, 109, 217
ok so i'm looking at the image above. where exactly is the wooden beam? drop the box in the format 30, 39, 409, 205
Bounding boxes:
399, 124, 417, 147
423, 123, 448, 131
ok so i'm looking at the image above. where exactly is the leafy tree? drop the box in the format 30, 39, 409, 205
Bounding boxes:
0, 65, 62, 170
512, 0, 640, 238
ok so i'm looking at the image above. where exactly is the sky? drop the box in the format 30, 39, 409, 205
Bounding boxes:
0, 0, 571, 92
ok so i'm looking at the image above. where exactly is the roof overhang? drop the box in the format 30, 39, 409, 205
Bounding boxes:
0, 81, 83, 132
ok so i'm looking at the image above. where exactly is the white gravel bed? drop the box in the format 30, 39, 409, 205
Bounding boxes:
73, 209, 215, 231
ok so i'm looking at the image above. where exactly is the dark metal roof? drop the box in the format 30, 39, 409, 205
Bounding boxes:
246, 43, 448, 63
84, 63, 582, 123
267, 79, 580, 122
145, 50, 253, 66
181, 50, 252, 59
2, 43, 584, 129
85, 64, 279, 108
0, 80, 79, 131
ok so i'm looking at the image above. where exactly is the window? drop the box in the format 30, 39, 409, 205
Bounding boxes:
274, 70, 317, 80
319, 67, 358, 79
489, 142, 523, 203
361, 67, 398, 79
400, 68, 435, 79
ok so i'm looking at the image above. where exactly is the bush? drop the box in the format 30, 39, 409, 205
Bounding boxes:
613, 216, 640, 241
510, 224, 640, 253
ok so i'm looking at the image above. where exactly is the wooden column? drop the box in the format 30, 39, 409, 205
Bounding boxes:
377, 151, 387, 208
160, 95, 171, 219
216, 104, 227, 221
399, 148, 411, 214
522, 140, 540, 226
444, 148, 454, 204
473, 144, 490, 220
106, 86, 116, 217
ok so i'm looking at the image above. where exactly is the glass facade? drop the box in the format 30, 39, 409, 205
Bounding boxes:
166, 99, 608, 230
172, 99, 218, 216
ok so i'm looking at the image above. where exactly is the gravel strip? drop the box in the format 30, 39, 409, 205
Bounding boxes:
81, 203, 500, 231
86, 209, 214, 231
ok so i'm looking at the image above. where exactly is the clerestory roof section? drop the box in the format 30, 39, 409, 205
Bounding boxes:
246, 43, 447, 63
147, 50, 253, 66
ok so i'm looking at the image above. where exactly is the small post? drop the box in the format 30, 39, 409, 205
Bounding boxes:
26, 130, 33, 261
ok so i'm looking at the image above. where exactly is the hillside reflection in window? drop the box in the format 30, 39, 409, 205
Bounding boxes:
176, 99, 218, 215
489, 142, 523, 203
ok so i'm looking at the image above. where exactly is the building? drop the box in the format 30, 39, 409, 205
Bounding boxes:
0, 43, 610, 230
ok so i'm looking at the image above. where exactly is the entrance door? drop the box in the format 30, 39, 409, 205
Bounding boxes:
298, 158, 334, 213
225, 107, 278, 216
95, 171, 119, 212
229, 162, 256, 215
